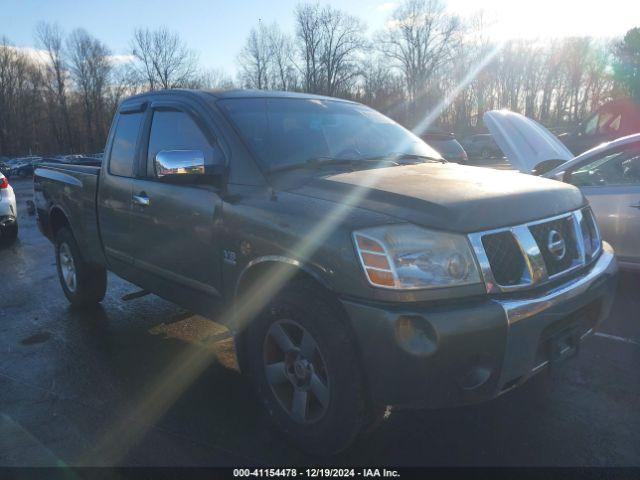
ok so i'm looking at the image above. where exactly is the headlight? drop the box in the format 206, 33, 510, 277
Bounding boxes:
353, 224, 481, 290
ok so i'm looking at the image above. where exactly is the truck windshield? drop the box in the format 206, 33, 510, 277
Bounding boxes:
218, 97, 441, 172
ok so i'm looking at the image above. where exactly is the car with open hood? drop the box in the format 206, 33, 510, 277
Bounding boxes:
485, 109, 640, 271
33, 90, 617, 454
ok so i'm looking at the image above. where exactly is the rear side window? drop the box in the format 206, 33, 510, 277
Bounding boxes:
109, 112, 143, 177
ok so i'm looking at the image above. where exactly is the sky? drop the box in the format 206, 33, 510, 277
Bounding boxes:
2, 0, 640, 76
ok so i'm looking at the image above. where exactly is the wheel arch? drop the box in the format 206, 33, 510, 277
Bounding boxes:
235, 256, 333, 301
49, 205, 71, 237
232, 256, 339, 373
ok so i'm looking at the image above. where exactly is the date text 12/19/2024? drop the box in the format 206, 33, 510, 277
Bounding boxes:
233, 469, 401, 478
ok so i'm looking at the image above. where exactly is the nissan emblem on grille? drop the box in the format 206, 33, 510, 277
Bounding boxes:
547, 229, 566, 261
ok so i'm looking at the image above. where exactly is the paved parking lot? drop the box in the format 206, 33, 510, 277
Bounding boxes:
1, 176, 639, 466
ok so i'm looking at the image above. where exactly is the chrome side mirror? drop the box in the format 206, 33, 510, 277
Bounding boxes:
154, 150, 205, 178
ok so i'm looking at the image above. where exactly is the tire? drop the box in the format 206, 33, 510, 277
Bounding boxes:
246, 279, 368, 455
55, 227, 107, 307
0, 223, 18, 245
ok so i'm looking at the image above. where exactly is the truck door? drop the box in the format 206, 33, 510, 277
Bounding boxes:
129, 103, 225, 309
97, 106, 145, 274
566, 141, 640, 267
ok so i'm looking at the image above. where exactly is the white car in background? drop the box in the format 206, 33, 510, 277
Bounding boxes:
485, 110, 640, 271
0, 172, 18, 243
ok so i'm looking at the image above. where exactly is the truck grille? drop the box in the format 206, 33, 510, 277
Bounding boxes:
469, 208, 601, 293
481, 232, 527, 286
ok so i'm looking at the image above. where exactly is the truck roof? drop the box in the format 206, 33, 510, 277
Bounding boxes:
123, 88, 357, 104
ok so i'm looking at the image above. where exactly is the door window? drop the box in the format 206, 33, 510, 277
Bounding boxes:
146, 110, 224, 177
109, 112, 143, 177
583, 114, 599, 136
605, 114, 621, 133
567, 143, 640, 187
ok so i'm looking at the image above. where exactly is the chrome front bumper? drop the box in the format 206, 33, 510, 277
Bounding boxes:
495, 242, 617, 390
497, 242, 617, 324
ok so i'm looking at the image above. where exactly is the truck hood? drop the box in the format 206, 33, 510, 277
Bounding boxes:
290, 162, 585, 233
484, 110, 574, 173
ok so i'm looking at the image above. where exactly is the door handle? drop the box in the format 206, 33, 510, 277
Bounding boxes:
132, 193, 150, 207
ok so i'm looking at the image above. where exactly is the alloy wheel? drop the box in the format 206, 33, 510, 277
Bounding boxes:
263, 319, 330, 424
59, 242, 77, 293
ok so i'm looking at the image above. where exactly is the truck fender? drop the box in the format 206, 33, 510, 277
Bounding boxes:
234, 255, 332, 302
232, 255, 335, 374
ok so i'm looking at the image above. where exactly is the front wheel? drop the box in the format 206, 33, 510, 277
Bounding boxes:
55, 227, 107, 307
246, 280, 369, 455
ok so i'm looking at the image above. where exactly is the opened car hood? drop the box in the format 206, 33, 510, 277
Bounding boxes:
291, 163, 585, 233
484, 110, 574, 173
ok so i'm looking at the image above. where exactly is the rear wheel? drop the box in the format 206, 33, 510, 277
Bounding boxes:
55, 227, 107, 307
246, 279, 369, 455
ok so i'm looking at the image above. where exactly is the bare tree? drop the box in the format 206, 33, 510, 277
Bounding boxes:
238, 21, 272, 89
295, 3, 364, 95
198, 68, 236, 90
267, 24, 298, 91
67, 28, 112, 151
131, 27, 199, 90
36, 22, 73, 151
376, 0, 461, 117
238, 20, 303, 91
0, 40, 40, 155
295, 3, 323, 93
359, 55, 406, 116
321, 6, 364, 96
105, 62, 145, 118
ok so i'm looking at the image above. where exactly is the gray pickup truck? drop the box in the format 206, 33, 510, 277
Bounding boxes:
34, 89, 618, 454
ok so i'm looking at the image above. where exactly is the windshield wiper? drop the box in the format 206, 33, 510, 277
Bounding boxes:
270, 156, 399, 173
269, 157, 352, 173
362, 153, 446, 164
268, 153, 443, 174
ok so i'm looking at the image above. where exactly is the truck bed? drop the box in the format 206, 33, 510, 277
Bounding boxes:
33, 163, 106, 267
